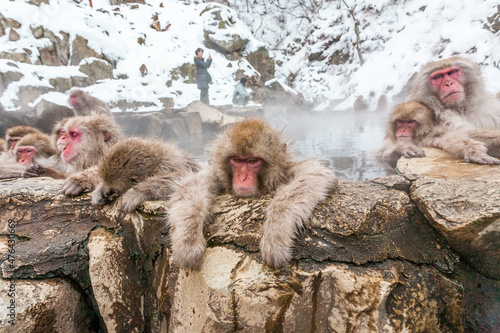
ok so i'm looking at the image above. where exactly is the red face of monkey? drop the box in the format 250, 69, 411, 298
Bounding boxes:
429, 66, 464, 104
60, 127, 83, 162
17, 146, 36, 165
8, 137, 21, 155
229, 156, 264, 197
70, 93, 79, 107
395, 119, 417, 142
57, 128, 69, 151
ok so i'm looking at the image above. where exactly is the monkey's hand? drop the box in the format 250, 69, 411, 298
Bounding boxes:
396, 142, 425, 158
23, 164, 45, 178
121, 188, 146, 213
167, 170, 214, 269
91, 183, 115, 207
464, 146, 500, 165
260, 223, 293, 269
62, 168, 100, 196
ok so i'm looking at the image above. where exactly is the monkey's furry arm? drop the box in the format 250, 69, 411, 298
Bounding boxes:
62, 167, 100, 195
260, 159, 338, 268
422, 129, 500, 165
167, 168, 217, 269
119, 171, 189, 213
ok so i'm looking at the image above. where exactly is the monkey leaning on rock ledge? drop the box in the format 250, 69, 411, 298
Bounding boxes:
91, 137, 200, 213
167, 118, 339, 269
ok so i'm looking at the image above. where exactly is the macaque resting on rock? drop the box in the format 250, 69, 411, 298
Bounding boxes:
0, 132, 56, 179
168, 119, 339, 269
59, 114, 123, 194
1, 126, 42, 163
377, 101, 435, 168
377, 102, 500, 169
91, 137, 199, 212
406, 56, 500, 164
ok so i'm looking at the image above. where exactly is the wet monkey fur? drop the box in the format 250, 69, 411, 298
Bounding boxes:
91, 137, 199, 213
167, 119, 338, 269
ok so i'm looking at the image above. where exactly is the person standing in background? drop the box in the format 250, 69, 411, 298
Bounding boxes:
232, 77, 251, 106
194, 48, 212, 105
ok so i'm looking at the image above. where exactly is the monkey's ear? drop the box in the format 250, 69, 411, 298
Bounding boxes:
129, 176, 139, 184
102, 130, 111, 141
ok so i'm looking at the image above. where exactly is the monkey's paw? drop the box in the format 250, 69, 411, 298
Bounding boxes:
91, 184, 114, 207
171, 240, 206, 270
23, 164, 45, 178
121, 188, 146, 213
464, 150, 500, 165
259, 234, 292, 268
62, 176, 86, 196
402, 147, 425, 158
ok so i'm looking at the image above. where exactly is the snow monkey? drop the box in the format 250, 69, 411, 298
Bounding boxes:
49, 114, 122, 193
15, 132, 56, 165
3, 126, 42, 159
168, 118, 339, 269
377, 102, 500, 169
377, 101, 436, 168
409, 56, 500, 128
0, 132, 58, 179
68, 89, 112, 117
91, 137, 200, 213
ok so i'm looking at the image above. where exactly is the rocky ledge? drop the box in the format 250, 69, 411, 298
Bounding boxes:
0, 148, 499, 332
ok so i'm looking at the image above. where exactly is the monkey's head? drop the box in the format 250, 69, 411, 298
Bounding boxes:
213, 119, 292, 197
98, 137, 163, 196
389, 101, 436, 143
15, 132, 55, 165
60, 115, 121, 168
410, 56, 483, 111
68, 89, 84, 108
6, 126, 41, 156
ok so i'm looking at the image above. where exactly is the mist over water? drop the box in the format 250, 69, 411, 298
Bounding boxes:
280, 110, 390, 181
179, 108, 391, 182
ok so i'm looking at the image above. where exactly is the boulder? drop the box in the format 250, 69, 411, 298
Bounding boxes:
0, 279, 92, 332
70, 35, 104, 66
78, 58, 114, 83
33, 99, 74, 133
398, 148, 500, 279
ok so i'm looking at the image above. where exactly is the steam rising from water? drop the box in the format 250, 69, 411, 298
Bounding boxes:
178, 109, 391, 181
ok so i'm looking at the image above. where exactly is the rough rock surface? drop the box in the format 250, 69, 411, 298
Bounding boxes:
398, 148, 500, 279
1, 170, 498, 332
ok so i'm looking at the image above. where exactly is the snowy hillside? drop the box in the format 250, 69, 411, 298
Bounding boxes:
0, 0, 499, 111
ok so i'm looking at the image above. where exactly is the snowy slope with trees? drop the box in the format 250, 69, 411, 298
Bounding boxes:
0, 0, 498, 111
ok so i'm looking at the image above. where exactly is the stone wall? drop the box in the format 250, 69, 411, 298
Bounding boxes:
0, 149, 499, 332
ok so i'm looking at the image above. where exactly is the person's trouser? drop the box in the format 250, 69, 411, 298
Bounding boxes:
200, 89, 209, 105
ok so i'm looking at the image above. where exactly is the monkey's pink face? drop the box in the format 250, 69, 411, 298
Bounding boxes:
56, 128, 69, 151
17, 146, 36, 165
429, 66, 464, 103
8, 137, 21, 155
229, 156, 264, 197
70, 94, 79, 107
61, 127, 82, 162
395, 119, 416, 142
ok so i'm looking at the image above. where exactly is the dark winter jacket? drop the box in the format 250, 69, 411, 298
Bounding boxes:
194, 57, 212, 89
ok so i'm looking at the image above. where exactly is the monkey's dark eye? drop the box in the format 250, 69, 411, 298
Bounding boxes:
130, 178, 139, 184
431, 74, 444, 80
248, 158, 259, 164
231, 157, 243, 163
69, 131, 78, 138
448, 69, 459, 75
407, 120, 416, 124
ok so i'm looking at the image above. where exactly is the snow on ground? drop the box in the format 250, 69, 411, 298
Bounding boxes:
0, 0, 499, 111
